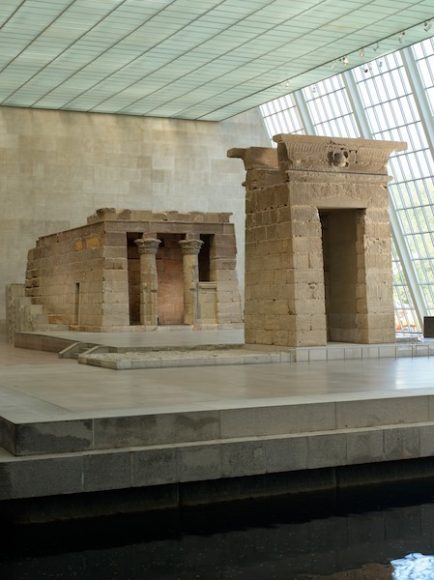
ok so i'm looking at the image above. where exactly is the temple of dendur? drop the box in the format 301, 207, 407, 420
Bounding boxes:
23, 209, 242, 331
18, 133, 406, 348
229, 134, 407, 347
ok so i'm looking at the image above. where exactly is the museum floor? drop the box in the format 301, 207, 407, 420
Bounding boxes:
2, 334, 434, 513
1, 336, 434, 420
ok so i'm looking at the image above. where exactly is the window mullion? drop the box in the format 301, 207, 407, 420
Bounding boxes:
344, 68, 426, 328
402, 47, 434, 163
293, 90, 315, 135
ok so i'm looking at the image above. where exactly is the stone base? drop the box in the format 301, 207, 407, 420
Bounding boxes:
79, 341, 434, 370
3, 391, 434, 503
14, 331, 434, 367
2, 337, 434, 511
79, 346, 291, 370
288, 341, 434, 362
14, 326, 245, 354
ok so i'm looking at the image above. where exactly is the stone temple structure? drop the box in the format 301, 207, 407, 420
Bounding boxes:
229, 134, 407, 347
24, 208, 242, 331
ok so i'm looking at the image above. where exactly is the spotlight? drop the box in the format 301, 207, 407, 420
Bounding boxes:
424, 20, 432, 32
398, 31, 406, 43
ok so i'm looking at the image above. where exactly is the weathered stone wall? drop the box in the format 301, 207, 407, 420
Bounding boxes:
26, 223, 106, 328
229, 134, 406, 346
198, 283, 218, 325
5, 283, 49, 342
0, 105, 269, 330
211, 226, 242, 326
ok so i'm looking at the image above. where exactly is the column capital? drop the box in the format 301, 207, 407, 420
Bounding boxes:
135, 238, 161, 255
179, 239, 203, 255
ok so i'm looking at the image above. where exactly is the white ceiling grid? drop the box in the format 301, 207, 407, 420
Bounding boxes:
0, 0, 432, 120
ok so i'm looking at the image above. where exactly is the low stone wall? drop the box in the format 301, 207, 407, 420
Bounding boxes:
5, 283, 48, 343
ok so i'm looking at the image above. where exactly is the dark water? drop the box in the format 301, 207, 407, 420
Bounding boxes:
3, 481, 434, 580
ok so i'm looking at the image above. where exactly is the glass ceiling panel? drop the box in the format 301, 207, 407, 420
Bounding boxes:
0, 0, 433, 119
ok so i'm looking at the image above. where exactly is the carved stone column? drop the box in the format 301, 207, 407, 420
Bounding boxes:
135, 238, 161, 326
179, 239, 203, 325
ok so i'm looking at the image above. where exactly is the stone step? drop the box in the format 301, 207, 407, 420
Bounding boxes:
79, 347, 290, 369
14, 331, 75, 353
2, 420, 434, 501
2, 393, 434, 457
76, 341, 434, 370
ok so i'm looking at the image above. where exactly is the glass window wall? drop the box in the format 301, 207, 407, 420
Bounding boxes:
259, 37, 434, 334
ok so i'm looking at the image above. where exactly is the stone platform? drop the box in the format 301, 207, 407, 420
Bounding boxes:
79, 341, 434, 370
1, 338, 434, 509
13, 329, 434, 370
14, 326, 244, 352
80, 346, 291, 370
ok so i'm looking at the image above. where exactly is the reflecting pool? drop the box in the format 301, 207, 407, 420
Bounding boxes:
3, 480, 434, 579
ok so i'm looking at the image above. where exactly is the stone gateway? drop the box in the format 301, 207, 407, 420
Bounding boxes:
229, 134, 407, 347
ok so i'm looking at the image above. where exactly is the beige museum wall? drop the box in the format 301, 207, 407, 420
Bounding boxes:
0, 106, 269, 329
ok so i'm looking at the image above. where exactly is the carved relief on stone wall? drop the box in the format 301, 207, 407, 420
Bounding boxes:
273, 134, 406, 175
327, 147, 351, 168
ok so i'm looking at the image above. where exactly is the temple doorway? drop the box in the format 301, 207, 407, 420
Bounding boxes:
319, 209, 363, 342
127, 233, 141, 325
156, 233, 185, 325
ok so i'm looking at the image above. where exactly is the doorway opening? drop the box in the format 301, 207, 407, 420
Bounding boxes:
319, 209, 363, 342
74, 282, 80, 326
127, 233, 140, 325
199, 234, 213, 282
156, 233, 185, 325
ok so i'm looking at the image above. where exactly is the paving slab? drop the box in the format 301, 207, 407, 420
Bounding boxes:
79, 347, 291, 369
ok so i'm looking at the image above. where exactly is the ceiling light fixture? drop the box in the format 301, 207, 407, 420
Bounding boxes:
424, 20, 432, 32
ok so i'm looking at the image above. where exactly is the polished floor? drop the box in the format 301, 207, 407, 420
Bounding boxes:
1, 336, 434, 424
